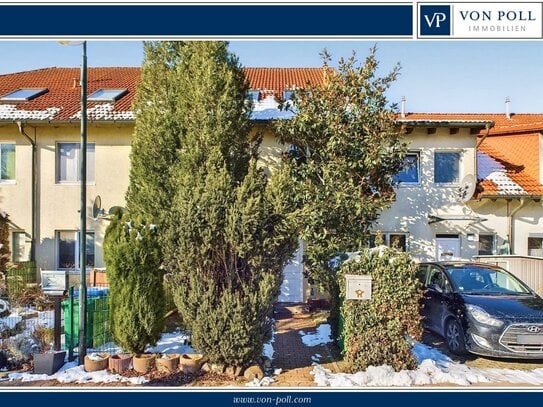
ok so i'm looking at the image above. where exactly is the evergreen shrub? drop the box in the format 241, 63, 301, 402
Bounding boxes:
104, 212, 165, 354
338, 246, 423, 372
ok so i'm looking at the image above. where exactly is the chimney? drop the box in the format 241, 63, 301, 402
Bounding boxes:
401, 96, 406, 118
505, 96, 511, 119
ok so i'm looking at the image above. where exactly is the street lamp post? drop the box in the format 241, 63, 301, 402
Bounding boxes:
60, 40, 88, 365
78, 40, 88, 365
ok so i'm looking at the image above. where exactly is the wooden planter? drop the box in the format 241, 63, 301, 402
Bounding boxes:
155, 354, 180, 373
133, 353, 156, 374
178, 353, 203, 374
33, 351, 66, 375
84, 353, 110, 372
108, 354, 132, 374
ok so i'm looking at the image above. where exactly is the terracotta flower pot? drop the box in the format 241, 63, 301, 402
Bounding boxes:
84, 353, 110, 372
155, 354, 180, 373
133, 353, 156, 374
108, 354, 132, 374
178, 353, 204, 374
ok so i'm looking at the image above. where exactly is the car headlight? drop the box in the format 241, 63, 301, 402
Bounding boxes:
466, 304, 504, 327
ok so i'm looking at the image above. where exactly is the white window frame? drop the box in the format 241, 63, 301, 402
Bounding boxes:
434, 150, 462, 185
528, 235, 543, 257
370, 232, 409, 251
394, 151, 421, 186
56, 142, 95, 184
11, 231, 27, 262
0, 142, 16, 184
56, 230, 95, 270
478, 234, 496, 256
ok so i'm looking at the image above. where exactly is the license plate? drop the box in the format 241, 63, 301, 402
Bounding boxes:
517, 334, 543, 345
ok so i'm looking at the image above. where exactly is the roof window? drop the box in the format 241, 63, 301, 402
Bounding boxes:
247, 90, 260, 101
0, 88, 48, 102
283, 90, 295, 101
87, 88, 128, 102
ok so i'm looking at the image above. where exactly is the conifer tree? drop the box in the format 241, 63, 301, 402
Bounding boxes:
275, 47, 407, 334
103, 212, 164, 354
126, 42, 185, 220
162, 42, 297, 367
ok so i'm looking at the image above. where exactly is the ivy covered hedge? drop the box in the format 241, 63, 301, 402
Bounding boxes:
338, 246, 423, 372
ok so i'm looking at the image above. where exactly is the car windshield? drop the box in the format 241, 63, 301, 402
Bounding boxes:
446, 266, 532, 295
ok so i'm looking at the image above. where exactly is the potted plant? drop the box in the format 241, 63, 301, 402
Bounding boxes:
32, 326, 66, 375
133, 353, 156, 374
108, 354, 132, 374
178, 353, 204, 374
84, 353, 110, 372
155, 353, 180, 373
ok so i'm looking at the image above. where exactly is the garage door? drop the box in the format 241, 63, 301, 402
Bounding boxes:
277, 243, 304, 303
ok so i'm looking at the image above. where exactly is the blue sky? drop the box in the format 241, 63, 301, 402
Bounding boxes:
0, 40, 542, 113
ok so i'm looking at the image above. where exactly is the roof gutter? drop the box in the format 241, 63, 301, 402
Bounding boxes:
16, 121, 37, 262
476, 122, 493, 149
508, 198, 529, 255
397, 119, 494, 129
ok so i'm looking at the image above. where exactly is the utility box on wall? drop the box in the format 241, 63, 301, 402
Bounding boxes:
345, 274, 372, 300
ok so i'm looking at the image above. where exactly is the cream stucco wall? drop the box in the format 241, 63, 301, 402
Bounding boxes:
376, 127, 480, 261
468, 199, 543, 257
4, 117, 543, 291
0, 122, 131, 271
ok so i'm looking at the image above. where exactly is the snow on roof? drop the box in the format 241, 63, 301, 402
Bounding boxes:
477, 151, 527, 196
0, 104, 60, 121
69, 103, 135, 121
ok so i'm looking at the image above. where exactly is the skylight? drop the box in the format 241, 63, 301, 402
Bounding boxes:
87, 88, 128, 102
247, 90, 260, 101
0, 88, 48, 102
283, 90, 295, 101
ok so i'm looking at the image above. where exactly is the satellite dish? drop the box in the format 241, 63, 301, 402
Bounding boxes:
91, 195, 105, 220
458, 174, 476, 202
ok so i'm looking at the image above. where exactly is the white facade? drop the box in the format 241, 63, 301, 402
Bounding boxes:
375, 123, 488, 262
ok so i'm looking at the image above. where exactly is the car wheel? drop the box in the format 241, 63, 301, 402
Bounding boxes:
445, 319, 467, 355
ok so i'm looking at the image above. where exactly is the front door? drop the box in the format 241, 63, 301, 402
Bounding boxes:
278, 242, 304, 303
436, 236, 460, 261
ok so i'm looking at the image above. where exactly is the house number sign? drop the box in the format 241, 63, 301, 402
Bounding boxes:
345, 274, 372, 300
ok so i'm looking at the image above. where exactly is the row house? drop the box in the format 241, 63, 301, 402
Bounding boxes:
1, 67, 543, 301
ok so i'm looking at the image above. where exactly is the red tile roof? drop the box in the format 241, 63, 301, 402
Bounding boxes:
476, 133, 543, 197
0, 67, 140, 121
244, 67, 325, 98
403, 113, 543, 135
0, 67, 326, 122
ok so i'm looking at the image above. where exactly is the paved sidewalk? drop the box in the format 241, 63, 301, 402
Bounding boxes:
271, 303, 341, 387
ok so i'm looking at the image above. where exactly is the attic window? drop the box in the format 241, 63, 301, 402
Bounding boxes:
283, 90, 295, 101
247, 90, 260, 101
0, 88, 48, 102
87, 88, 128, 102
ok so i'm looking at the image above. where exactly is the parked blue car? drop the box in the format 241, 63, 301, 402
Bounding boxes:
418, 262, 543, 359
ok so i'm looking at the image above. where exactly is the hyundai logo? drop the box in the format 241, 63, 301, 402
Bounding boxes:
527, 326, 542, 333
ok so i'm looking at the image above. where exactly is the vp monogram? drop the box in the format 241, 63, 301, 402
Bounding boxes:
424, 12, 448, 28
420, 5, 451, 36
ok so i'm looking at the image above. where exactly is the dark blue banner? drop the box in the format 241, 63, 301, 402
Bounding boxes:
0, 5, 412, 37
0, 390, 543, 406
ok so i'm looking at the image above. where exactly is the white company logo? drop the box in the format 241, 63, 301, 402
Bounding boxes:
419, 3, 542, 39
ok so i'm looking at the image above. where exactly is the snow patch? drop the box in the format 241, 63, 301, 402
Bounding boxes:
8, 330, 194, 384
87, 353, 107, 361
9, 361, 146, 385
312, 342, 543, 387
245, 376, 275, 387
299, 324, 333, 347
